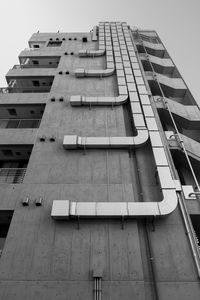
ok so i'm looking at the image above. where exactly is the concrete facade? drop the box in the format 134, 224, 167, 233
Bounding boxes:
0, 22, 200, 300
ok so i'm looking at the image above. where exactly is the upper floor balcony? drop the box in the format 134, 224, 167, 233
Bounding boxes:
6, 65, 56, 78
1, 73, 54, 94
132, 30, 161, 43
18, 57, 60, 68
0, 103, 44, 128
136, 40, 169, 58
139, 53, 180, 78
146, 72, 188, 98
0, 145, 32, 184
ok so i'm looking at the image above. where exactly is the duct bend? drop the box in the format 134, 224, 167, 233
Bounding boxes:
51, 189, 178, 219
79, 49, 105, 57
70, 95, 128, 106
63, 133, 149, 150
75, 68, 115, 78
133, 129, 149, 148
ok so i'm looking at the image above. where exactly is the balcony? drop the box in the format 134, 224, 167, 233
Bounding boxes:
139, 54, 180, 78
0, 86, 51, 93
6, 66, 56, 78
146, 72, 187, 98
13, 64, 57, 69
132, 31, 160, 43
0, 119, 41, 129
18, 56, 60, 68
136, 40, 169, 58
0, 104, 44, 128
0, 168, 26, 183
0, 146, 32, 184
1, 79, 53, 94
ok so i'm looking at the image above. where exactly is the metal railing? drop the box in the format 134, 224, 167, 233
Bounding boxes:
0, 168, 26, 183
0, 86, 51, 93
0, 119, 41, 129
12, 64, 57, 69
23, 48, 40, 51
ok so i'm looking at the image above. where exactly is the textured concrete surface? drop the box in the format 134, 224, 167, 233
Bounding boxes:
0, 23, 200, 300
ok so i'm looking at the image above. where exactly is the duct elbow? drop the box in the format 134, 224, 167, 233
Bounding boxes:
133, 129, 149, 147
115, 95, 128, 105
158, 189, 178, 215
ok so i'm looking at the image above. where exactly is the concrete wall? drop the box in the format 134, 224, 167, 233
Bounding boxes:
0, 25, 200, 300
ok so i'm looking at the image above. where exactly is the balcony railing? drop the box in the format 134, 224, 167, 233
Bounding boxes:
0, 119, 41, 129
23, 48, 40, 51
0, 86, 51, 93
12, 64, 57, 69
0, 168, 26, 183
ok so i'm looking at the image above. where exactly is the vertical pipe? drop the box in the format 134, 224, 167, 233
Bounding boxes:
99, 278, 102, 300
144, 221, 159, 300
96, 278, 99, 300
94, 278, 97, 300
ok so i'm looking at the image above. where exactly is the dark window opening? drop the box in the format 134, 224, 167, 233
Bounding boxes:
82, 37, 87, 43
47, 41, 62, 47
33, 45, 40, 48
7, 108, 17, 116
32, 80, 40, 87
0, 211, 14, 255
32, 60, 39, 65
0, 149, 32, 184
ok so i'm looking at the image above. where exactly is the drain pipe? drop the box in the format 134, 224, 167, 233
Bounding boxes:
94, 277, 102, 300
144, 220, 159, 300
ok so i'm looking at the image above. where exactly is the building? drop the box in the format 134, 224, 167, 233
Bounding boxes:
0, 21, 200, 299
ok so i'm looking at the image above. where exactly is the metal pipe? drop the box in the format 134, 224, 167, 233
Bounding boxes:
99, 278, 102, 300
96, 278, 99, 300
144, 221, 159, 300
177, 194, 200, 277
94, 278, 97, 300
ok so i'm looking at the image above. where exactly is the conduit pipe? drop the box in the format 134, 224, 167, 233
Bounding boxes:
52, 22, 178, 220
51, 189, 178, 219
63, 132, 149, 150
70, 95, 128, 106
79, 49, 105, 57
75, 68, 115, 78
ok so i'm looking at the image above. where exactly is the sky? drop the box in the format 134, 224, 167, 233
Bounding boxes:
0, 0, 200, 104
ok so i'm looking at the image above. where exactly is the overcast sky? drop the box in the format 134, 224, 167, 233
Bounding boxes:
0, 0, 200, 104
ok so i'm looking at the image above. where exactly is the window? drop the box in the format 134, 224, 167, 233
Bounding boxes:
0, 211, 14, 256
32, 60, 39, 65
32, 80, 40, 87
82, 37, 87, 43
47, 41, 62, 47
7, 108, 17, 116
33, 45, 40, 48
